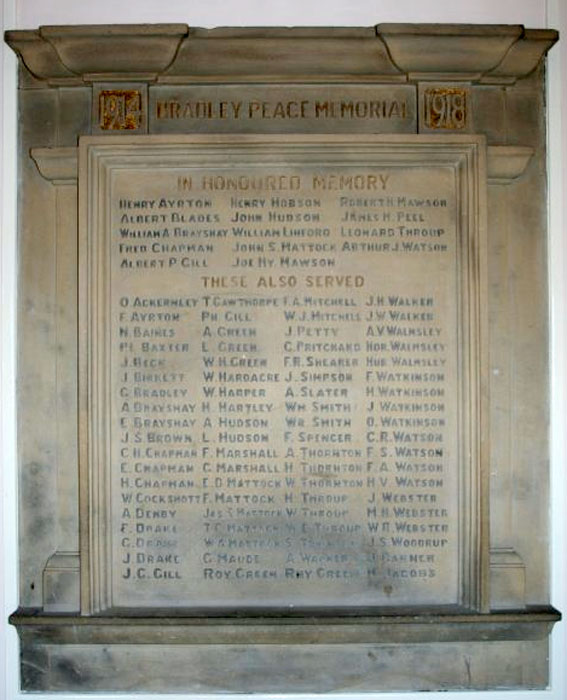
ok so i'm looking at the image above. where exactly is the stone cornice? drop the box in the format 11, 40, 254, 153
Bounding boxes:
5, 24, 190, 85
4, 23, 558, 86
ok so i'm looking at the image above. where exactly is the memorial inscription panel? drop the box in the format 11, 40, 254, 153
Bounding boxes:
80, 134, 487, 614
6, 22, 560, 693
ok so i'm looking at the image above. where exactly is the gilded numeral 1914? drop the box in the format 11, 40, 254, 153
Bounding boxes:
99, 90, 142, 131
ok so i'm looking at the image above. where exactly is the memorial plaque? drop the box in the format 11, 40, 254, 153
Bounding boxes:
7, 24, 561, 693
80, 134, 487, 613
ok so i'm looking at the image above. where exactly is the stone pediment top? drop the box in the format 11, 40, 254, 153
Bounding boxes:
4, 23, 558, 86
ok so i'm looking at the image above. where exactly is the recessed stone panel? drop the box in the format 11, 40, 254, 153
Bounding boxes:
79, 134, 487, 613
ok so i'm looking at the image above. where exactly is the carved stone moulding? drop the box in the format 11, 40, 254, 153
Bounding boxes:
5, 23, 558, 85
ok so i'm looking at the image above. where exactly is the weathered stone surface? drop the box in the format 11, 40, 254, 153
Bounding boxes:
5, 24, 189, 83
5, 24, 558, 86
5, 23, 560, 693
11, 613, 556, 692
79, 134, 488, 613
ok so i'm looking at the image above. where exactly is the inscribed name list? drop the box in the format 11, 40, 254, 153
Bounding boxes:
103, 142, 461, 609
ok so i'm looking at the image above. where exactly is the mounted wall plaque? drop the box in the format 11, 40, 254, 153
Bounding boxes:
81, 134, 487, 614
5, 23, 561, 693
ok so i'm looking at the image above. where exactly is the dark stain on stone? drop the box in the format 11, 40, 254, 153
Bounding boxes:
56, 658, 90, 686
21, 648, 49, 690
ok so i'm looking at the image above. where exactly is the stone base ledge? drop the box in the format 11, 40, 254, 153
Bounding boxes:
11, 607, 560, 645
9, 608, 561, 693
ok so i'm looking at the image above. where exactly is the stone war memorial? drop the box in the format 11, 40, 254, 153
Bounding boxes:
4, 22, 562, 693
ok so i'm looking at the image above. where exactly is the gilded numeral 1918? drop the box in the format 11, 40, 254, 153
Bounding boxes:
424, 88, 467, 130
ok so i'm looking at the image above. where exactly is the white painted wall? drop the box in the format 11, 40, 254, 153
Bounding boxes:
1, 1, 565, 699
12, 0, 548, 28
